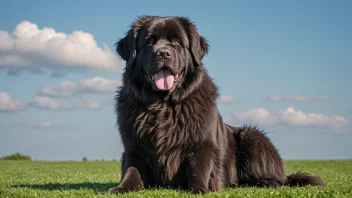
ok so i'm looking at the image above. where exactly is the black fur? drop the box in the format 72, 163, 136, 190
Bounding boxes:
108, 16, 324, 194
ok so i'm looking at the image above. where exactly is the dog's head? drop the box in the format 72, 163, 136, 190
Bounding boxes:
116, 16, 208, 93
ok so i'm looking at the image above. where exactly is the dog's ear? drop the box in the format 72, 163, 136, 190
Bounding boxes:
178, 17, 209, 66
116, 29, 136, 68
191, 35, 209, 66
116, 15, 155, 68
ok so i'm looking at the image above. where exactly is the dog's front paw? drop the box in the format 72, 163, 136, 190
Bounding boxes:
108, 186, 130, 194
107, 183, 143, 194
189, 185, 209, 194
108, 185, 142, 194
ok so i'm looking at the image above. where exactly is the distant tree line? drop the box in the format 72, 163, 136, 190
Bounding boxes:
0, 153, 118, 161
0, 153, 31, 160
81, 157, 117, 162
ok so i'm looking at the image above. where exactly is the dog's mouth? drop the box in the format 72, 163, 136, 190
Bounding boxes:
150, 68, 185, 91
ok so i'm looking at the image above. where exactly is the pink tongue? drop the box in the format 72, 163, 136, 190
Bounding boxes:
154, 69, 175, 90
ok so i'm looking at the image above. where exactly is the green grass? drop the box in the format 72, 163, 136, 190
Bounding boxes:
0, 160, 351, 197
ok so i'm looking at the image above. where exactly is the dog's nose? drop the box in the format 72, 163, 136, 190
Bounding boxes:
156, 49, 171, 59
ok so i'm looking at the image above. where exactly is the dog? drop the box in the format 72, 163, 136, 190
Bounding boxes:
108, 15, 324, 194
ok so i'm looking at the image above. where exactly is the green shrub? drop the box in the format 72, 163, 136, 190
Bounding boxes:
1, 152, 31, 160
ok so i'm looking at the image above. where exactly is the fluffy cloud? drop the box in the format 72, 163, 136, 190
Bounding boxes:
0, 92, 26, 112
0, 21, 123, 75
233, 108, 277, 125
218, 95, 238, 104
37, 77, 122, 97
29, 96, 100, 111
79, 77, 122, 93
264, 95, 329, 102
38, 81, 79, 97
229, 107, 348, 130
278, 107, 349, 129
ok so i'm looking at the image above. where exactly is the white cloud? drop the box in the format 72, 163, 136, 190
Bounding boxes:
29, 96, 100, 111
278, 107, 348, 129
0, 54, 31, 67
265, 95, 329, 102
29, 96, 59, 110
0, 92, 26, 112
229, 107, 349, 130
39, 81, 79, 97
0, 21, 123, 75
79, 77, 122, 93
233, 108, 277, 125
37, 77, 122, 97
218, 95, 238, 104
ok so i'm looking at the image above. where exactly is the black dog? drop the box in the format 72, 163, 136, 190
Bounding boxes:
109, 16, 324, 194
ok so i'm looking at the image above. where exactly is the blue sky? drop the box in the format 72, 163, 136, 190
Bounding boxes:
0, 0, 351, 160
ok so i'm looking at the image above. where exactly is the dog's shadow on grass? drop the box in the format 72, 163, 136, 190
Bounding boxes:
12, 182, 119, 192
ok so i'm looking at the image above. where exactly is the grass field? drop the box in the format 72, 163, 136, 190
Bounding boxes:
0, 160, 351, 197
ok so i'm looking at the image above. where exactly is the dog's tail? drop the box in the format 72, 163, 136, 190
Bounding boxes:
285, 171, 325, 187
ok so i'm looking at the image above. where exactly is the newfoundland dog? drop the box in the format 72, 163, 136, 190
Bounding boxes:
108, 15, 324, 194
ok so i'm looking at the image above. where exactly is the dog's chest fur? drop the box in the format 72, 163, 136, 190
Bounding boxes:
135, 99, 212, 182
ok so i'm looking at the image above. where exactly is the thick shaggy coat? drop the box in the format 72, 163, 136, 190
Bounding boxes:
108, 16, 324, 194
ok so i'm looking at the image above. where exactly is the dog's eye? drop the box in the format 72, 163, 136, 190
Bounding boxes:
172, 39, 180, 46
147, 38, 155, 45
